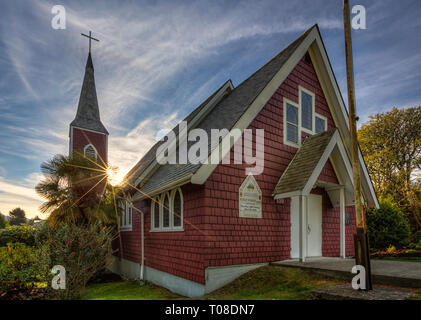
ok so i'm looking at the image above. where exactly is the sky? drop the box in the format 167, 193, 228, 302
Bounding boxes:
0, 0, 420, 219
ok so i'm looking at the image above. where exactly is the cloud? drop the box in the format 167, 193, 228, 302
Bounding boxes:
0, 175, 44, 219
1, 0, 420, 219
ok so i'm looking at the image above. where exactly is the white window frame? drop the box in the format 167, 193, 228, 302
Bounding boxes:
150, 189, 184, 232
150, 197, 160, 230
283, 98, 301, 148
315, 113, 328, 134
170, 188, 184, 230
161, 192, 171, 230
298, 86, 315, 134
83, 143, 98, 160
120, 200, 132, 232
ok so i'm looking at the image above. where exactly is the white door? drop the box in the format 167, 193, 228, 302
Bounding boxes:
307, 194, 322, 257
290, 197, 300, 258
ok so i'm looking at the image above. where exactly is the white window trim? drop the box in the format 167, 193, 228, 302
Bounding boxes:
298, 85, 316, 134
120, 200, 132, 232
83, 143, 98, 160
161, 192, 171, 230
315, 113, 328, 133
150, 189, 184, 232
283, 98, 301, 148
150, 197, 160, 230
170, 188, 184, 230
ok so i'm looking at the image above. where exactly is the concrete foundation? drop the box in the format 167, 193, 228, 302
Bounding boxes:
108, 256, 267, 297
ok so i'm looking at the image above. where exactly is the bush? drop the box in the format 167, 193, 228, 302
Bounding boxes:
367, 198, 410, 250
41, 223, 114, 299
0, 214, 7, 229
416, 241, 421, 250
0, 225, 36, 247
0, 243, 48, 295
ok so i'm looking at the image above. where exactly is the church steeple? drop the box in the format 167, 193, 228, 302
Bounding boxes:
69, 33, 108, 163
70, 52, 108, 134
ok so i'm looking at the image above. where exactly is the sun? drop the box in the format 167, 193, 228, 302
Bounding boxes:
106, 167, 124, 186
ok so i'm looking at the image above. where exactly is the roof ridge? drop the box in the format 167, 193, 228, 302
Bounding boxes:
124, 24, 317, 191
123, 79, 234, 185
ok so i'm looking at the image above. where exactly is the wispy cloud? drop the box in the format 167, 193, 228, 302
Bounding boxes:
1, 0, 420, 218
0, 175, 44, 219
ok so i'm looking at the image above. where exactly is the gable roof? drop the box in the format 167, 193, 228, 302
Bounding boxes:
124, 79, 234, 188
124, 28, 310, 193
273, 128, 357, 207
273, 129, 337, 196
127, 24, 378, 208
70, 53, 108, 135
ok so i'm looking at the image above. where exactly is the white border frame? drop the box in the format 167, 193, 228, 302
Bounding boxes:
120, 199, 132, 232
298, 85, 316, 134
170, 188, 184, 230
150, 188, 184, 232
315, 113, 328, 133
150, 196, 160, 230
83, 143, 98, 160
283, 98, 301, 148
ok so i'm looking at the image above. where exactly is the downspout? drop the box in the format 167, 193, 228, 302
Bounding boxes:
131, 205, 145, 280
140, 208, 144, 280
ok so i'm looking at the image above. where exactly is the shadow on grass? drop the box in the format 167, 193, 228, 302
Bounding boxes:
82, 266, 344, 300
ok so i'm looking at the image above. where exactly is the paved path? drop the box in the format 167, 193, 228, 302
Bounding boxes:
272, 257, 421, 288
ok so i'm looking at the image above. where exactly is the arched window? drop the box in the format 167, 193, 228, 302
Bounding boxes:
172, 188, 183, 228
84, 144, 97, 160
150, 188, 183, 232
119, 200, 132, 231
151, 198, 160, 230
162, 193, 170, 228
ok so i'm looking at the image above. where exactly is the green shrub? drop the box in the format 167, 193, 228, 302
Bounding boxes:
416, 241, 421, 250
406, 249, 417, 254
367, 198, 410, 250
0, 214, 7, 229
0, 225, 36, 247
34, 222, 52, 244
0, 243, 48, 294
41, 223, 114, 299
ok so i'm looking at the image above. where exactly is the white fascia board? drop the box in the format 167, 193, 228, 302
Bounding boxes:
191, 28, 319, 185
274, 191, 303, 200
302, 131, 339, 195
70, 125, 108, 135
131, 174, 192, 202
308, 30, 378, 208
133, 80, 234, 188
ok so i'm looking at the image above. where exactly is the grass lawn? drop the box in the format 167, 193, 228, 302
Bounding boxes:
82, 266, 344, 300
82, 281, 181, 300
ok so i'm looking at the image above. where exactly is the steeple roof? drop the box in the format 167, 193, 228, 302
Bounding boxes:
70, 53, 108, 135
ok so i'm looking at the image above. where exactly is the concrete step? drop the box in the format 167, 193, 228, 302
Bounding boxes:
271, 258, 421, 289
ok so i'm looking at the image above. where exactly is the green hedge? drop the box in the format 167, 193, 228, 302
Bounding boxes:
367, 198, 410, 250
0, 242, 48, 293
0, 225, 37, 247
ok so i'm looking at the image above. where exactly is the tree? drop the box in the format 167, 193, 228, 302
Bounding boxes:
367, 197, 410, 250
35, 154, 123, 227
0, 214, 7, 229
9, 208, 26, 226
358, 107, 421, 240
359, 107, 421, 201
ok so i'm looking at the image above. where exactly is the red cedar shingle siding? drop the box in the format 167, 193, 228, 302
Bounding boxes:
121, 55, 356, 284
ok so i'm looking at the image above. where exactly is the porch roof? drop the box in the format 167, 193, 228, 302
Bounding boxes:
272, 128, 355, 206
273, 129, 337, 196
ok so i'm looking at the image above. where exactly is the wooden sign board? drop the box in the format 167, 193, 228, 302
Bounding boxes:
239, 174, 262, 218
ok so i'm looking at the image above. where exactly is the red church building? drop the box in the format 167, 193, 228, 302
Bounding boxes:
70, 25, 378, 297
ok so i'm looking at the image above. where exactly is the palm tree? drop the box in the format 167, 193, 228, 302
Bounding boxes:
35, 154, 122, 227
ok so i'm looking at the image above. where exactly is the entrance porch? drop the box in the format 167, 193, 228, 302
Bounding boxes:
272, 129, 356, 261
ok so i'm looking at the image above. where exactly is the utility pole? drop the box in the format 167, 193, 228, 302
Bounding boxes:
343, 0, 372, 290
